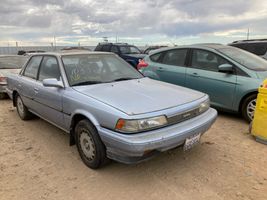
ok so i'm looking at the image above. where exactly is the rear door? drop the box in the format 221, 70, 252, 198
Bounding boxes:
34, 56, 65, 128
19, 56, 43, 108
149, 49, 189, 86
185, 49, 237, 110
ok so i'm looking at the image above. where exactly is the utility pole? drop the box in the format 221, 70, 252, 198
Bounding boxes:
54, 36, 56, 51
247, 28, 250, 40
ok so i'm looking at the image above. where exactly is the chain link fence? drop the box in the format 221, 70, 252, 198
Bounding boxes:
0, 46, 96, 55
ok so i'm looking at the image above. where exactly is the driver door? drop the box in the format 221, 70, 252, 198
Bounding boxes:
33, 56, 65, 129
185, 49, 237, 110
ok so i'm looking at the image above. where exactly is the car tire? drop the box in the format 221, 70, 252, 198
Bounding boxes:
241, 94, 257, 123
0, 93, 7, 99
16, 94, 34, 120
75, 119, 108, 169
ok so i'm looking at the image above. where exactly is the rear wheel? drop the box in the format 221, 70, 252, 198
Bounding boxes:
16, 95, 34, 120
75, 119, 108, 169
241, 94, 257, 122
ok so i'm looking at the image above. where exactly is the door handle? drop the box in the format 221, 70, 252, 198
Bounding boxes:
190, 72, 200, 77
157, 67, 164, 72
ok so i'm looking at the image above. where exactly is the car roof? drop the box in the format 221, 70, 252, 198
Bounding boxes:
97, 42, 137, 46
149, 43, 231, 54
28, 51, 115, 56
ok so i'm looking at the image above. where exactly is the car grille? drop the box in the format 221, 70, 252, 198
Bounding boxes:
167, 107, 200, 125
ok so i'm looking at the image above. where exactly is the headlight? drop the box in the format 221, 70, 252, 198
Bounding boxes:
199, 100, 210, 113
115, 115, 167, 133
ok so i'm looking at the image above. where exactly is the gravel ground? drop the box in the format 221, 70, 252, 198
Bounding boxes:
1, 99, 267, 200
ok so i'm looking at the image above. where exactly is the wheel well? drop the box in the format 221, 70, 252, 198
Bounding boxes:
69, 114, 95, 146
239, 91, 258, 113
12, 91, 18, 107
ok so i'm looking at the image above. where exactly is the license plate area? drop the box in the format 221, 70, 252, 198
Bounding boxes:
183, 133, 201, 151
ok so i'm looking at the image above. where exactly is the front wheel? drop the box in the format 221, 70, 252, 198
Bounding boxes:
241, 94, 257, 122
75, 119, 108, 169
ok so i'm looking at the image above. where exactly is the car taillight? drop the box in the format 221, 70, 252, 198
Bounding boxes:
0, 76, 7, 84
137, 59, 148, 70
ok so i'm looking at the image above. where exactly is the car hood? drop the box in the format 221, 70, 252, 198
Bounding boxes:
73, 78, 206, 115
125, 54, 146, 59
0, 68, 21, 77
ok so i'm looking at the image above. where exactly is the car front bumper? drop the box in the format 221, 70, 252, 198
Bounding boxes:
97, 108, 217, 164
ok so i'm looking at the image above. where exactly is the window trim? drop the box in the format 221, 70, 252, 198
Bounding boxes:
22, 55, 43, 80
151, 48, 189, 67
188, 48, 237, 74
37, 55, 62, 82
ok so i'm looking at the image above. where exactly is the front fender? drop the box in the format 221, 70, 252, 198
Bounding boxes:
70, 109, 100, 127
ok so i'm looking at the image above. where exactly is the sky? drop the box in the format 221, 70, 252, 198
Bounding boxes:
1, 0, 267, 47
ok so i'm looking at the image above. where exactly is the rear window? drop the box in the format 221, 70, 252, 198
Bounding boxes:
218, 47, 267, 71
0, 56, 28, 69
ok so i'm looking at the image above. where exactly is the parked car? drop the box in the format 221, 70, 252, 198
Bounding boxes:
18, 50, 46, 55
94, 42, 146, 68
61, 46, 91, 51
228, 39, 267, 60
7, 51, 217, 169
143, 45, 168, 54
138, 44, 267, 122
0, 55, 28, 99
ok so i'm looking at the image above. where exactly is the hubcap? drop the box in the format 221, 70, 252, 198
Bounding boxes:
17, 97, 25, 116
79, 129, 95, 161
247, 99, 256, 121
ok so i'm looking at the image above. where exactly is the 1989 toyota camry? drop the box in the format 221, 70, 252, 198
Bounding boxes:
7, 52, 217, 169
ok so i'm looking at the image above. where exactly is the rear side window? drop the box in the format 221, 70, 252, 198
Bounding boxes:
38, 56, 61, 81
161, 49, 187, 66
94, 45, 102, 51
23, 56, 42, 79
102, 45, 110, 52
150, 53, 162, 62
246, 44, 267, 56
110, 46, 119, 54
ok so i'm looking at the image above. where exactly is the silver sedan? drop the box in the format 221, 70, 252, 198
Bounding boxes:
7, 51, 217, 169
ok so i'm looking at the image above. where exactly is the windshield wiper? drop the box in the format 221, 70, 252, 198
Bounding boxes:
111, 77, 139, 82
72, 81, 104, 86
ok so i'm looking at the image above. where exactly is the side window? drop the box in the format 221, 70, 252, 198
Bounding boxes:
38, 56, 61, 81
94, 45, 102, 51
23, 56, 42, 79
102, 45, 110, 52
150, 53, 162, 62
161, 49, 187, 66
191, 49, 229, 72
110, 46, 119, 54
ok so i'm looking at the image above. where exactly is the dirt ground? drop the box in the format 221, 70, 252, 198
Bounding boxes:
0, 99, 267, 200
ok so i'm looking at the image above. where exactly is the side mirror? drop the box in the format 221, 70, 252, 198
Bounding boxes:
218, 64, 234, 73
42, 78, 63, 88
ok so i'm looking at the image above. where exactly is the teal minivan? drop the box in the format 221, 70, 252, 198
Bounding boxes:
138, 44, 267, 122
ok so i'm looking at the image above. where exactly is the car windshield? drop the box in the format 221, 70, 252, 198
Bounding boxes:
62, 54, 143, 86
218, 47, 267, 71
119, 46, 141, 54
0, 56, 28, 69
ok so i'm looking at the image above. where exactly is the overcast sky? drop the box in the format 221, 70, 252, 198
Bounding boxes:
1, 0, 267, 46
